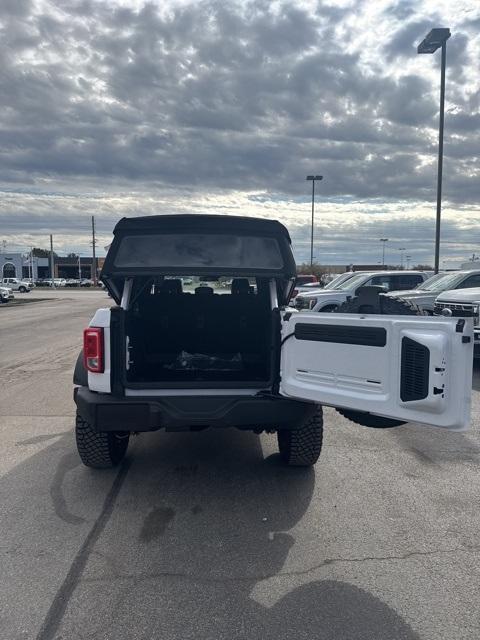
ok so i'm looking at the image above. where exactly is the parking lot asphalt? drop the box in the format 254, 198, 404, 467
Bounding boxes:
1, 291, 479, 640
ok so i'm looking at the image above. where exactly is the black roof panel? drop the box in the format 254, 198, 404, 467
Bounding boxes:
113, 214, 291, 242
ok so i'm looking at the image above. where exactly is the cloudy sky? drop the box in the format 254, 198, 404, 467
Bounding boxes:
0, 0, 479, 266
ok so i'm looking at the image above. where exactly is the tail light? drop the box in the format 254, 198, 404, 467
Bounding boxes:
83, 327, 104, 373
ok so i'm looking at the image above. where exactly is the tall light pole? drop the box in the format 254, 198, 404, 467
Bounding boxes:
49, 234, 56, 288
306, 175, 323, 269
406, 255, 412, 270
418, 27, 451, 274
380, 238, 389, 266
91, 215, 97, 285
398, 247, 406, 269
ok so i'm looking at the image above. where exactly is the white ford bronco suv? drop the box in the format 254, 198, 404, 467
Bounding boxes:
73, 215, 473, 469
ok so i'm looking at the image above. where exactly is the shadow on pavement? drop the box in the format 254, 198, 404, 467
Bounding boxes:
385, 359, 480, 466
0, 427, 421, 639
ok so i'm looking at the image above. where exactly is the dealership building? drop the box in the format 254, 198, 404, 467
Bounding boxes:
0, 252, 104, 280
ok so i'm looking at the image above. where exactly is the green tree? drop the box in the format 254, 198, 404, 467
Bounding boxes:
32, 247, 58, 258
412, 264, 433, 270
296, 262, 327, 279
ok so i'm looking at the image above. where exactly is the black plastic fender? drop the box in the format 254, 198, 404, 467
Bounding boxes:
73, 349, 88, 386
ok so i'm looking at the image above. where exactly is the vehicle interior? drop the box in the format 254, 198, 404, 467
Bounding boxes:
124, 276, 276, 386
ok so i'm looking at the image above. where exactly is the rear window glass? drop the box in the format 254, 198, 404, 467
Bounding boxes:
113, 234, 284, 269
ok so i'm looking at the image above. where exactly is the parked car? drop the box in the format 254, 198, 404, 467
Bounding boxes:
298, 271, 429, 312
1, 277, 31, 293
434, 287, 480, 358
0, 285, 14, 303
388, 270, 480, 314
21, 278, 36, 288
65, 279, 81, 287
54, 278, 67, 287
72, 214, 472, 471
295, 274, 318, 286
80, 279, 93, 287
289, 271, 364, 305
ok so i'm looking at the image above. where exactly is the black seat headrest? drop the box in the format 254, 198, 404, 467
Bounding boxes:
195, 286, 214, 295
231, 278, 252, 295
160, 279, 182, 294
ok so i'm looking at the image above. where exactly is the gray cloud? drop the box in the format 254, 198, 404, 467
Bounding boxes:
0, 0, 479, 263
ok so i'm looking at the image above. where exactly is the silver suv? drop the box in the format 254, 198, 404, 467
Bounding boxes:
388, 270, 480, 313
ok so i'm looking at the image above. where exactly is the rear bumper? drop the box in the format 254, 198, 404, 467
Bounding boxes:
74, 386, 315, 432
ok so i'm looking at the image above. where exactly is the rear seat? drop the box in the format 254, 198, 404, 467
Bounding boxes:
138, 279, 186, 355
134, 278, 268, 366
189, 286, 219, 352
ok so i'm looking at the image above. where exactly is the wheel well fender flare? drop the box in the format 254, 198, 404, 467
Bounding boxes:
73, 349, 88, 386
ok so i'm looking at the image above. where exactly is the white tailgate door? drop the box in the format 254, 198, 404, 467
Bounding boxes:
280, 313, 473, 430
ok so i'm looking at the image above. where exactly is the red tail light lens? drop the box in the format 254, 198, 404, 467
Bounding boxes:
83, 327, 104, 373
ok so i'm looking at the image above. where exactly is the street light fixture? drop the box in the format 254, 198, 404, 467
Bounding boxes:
379, 238, 389, 266
398, 247, 406, 269
418, 27, 451, 274
306, 175, 323, 268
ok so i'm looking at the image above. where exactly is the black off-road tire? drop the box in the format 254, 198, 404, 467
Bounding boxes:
75, 411, 129, 468
333, 292, 424, 429
277, 406, 323, 466
18, 286, 27, 293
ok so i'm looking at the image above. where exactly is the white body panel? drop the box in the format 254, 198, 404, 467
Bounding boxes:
87, 308, 111, 393
280, 313, 473, 431
436, 287, 480, 304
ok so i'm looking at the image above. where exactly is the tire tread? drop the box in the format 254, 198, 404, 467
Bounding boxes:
277, 407, 323, 466
75, 412, 129, 469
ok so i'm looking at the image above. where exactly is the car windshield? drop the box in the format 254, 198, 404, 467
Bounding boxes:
419, 272, 465, 291
334, 273, 369, 290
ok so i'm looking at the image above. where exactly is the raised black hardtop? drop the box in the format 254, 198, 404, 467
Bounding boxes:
112, 213, 292, 240
101, 214, 296, 303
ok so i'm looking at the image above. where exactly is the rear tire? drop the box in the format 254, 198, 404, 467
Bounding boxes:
19, 286, 27, 293
334, 291, 423, 428
277, 406, 323, 466
75, 411, 129, 468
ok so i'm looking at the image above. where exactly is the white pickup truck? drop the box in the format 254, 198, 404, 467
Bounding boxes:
434, 287, 480, 359
387, 270, 480, 314
295, 271, 428, 312
1, 278, 31, 293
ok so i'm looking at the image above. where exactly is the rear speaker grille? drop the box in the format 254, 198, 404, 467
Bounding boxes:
400, 337, 429, 402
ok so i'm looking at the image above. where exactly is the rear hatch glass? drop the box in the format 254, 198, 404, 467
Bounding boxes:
113, 234, 283, 270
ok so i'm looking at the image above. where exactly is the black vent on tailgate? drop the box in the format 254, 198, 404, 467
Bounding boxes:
294, 323, 387, 347
400, 337, 429, 402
